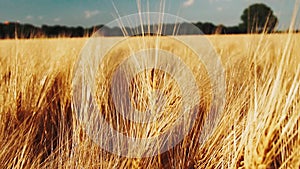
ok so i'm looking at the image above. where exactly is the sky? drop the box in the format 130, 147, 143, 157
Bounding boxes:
0, 0, 299, 30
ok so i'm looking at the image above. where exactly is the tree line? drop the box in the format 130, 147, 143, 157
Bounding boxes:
0, 3, 298, 39
0, 22, 103, 39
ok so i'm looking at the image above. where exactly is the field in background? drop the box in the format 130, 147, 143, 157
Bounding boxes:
0, 34, 299, 168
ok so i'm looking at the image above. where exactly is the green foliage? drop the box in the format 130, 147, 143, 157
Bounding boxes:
239, 3, 278, 33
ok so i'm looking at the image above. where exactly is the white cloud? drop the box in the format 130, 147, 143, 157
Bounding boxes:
84, 10, 100, 19
183, 0, 195, 7
38, 16, 43, 20
26, 15, 33, 20
217, 7, 223, 11
54, 18, 61, 22
210, 0, 232, 4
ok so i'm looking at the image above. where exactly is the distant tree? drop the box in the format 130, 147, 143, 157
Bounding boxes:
194, 22, 203, 33
201, 22, 216, 34
215, 24, 225, 34
239, 3, 278, 33
193, 22, 216, 34
224, 26, 242, 34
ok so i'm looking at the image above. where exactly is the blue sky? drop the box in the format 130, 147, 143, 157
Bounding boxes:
0, 0, 299, 30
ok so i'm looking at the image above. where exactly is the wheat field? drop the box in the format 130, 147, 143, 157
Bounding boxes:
0, 33, 299, 168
